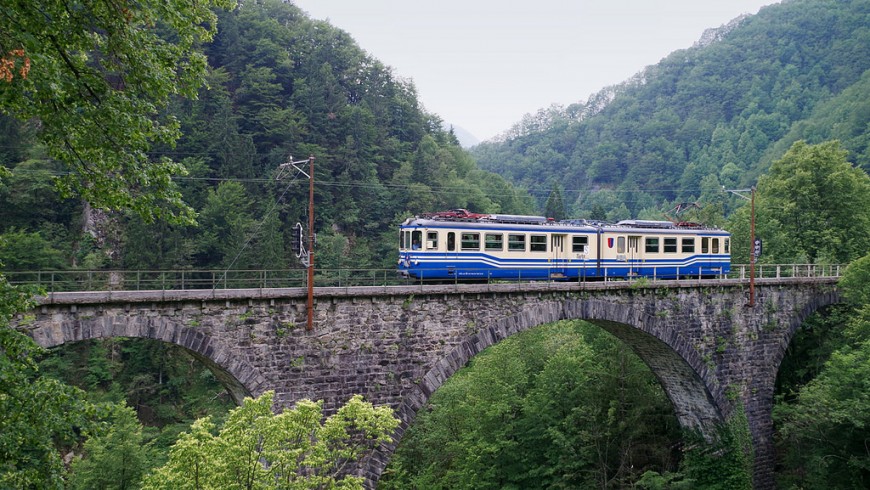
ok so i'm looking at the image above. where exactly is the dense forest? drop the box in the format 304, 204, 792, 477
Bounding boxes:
473, 0, 870, 221
1, 0, 870, 488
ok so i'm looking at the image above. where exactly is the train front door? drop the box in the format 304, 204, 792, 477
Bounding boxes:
628, 235, 641, 276
550, 234, 567, 278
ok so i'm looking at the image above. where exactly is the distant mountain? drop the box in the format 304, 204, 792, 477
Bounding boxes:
443, 123, 480, 148
471, 0, 870, 218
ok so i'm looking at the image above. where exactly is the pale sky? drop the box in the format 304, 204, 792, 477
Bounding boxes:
293, 1, 777, 142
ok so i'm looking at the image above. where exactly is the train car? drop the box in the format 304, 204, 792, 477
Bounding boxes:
397, 210, 730, 281
598, 220, 731, 279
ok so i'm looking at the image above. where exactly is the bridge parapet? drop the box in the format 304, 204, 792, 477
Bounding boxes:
6, 263, 843, 293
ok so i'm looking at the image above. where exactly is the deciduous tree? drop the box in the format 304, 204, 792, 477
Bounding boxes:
0, 0, 235, 223
69, 405, 152, 490
143, 390, 399, 489
742, 140, 870, 263
0, 276, 99, 487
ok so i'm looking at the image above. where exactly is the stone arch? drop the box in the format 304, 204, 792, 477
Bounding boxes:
25, 315, 266, 405
772, 287, 843, 381
365, 297, 724, 484
564, 299, 726, 433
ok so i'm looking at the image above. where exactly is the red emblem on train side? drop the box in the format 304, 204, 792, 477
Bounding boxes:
607, 238, 614, 248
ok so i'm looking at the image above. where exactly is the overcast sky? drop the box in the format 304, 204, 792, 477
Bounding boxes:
293, 0, 777, 142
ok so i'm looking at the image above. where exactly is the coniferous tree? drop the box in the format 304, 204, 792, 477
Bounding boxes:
544, 182, 566, 220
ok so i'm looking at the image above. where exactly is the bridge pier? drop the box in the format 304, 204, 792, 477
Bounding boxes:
729, 285, 842, 489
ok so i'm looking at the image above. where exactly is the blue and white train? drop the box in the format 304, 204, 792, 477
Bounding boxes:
398, 210, 731, 281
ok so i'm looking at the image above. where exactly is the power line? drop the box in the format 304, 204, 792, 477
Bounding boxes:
213, 170, 304, 288
4, 167, 729, 201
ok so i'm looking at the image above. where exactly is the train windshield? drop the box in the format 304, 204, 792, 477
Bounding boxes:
400, 230, 423, 250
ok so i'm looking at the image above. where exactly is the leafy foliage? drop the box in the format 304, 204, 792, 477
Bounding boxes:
839, 254, 870, 306
68, 405, 153, 490
142, 390, 399, 490
0, 0, 236, 223
755, 140, 870, 263
0, 276, 101, 487
677, 408, 753, 490
774, 305, 852, 397
774, 315, 870, 488
0, 228, 66, 270
544, 182, 567, 220
39, 339, 236, 430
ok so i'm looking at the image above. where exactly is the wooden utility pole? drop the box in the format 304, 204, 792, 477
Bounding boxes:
749, 187, 756, 307
306, 154, 315, 331
724, 186, 757, 307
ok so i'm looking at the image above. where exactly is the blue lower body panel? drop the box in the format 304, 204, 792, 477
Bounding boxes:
398, 253, 730, 281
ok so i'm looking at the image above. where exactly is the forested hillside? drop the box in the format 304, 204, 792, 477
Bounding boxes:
0, 0, 532, 275
472, 0, 870, 219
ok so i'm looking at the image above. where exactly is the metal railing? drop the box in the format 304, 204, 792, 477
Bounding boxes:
729, 263, 843, 280
3, 269, 407, 292
2, 264, 844, 293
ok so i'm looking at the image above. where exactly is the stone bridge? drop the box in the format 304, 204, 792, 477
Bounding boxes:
15, 277, 840, 489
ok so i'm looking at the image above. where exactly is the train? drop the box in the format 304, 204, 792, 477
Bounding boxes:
397, 209, 731, 281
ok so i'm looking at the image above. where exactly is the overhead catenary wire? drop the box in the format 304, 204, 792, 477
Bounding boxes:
212, 163, 308, 291
6, 167, 717, 200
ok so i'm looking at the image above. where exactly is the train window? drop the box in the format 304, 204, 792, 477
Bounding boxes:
712, 238, 720, 254
572, 235, 588, 253
617, 236, 625, 253
725, 238, 730, 254
447, 232, 456, 252
461, 232, 480, 250
702, 237, 709, 254
530, 235, 547, 252
400, 231, 407, 250
682, 238, 695, 253
645, 237, 659, 253
411, 230, 423, 250
664, 237, 677, 253
508, 234, 525, 251
427, 231, 438, 250
485, 233, 504, 251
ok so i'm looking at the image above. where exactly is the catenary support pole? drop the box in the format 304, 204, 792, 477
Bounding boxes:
307, 154, 315, 331
723, 186, 757, 308
749, 186, 755, 307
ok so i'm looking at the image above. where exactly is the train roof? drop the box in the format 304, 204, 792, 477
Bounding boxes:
401, 213, 729, 234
